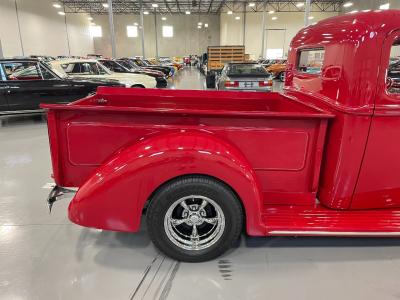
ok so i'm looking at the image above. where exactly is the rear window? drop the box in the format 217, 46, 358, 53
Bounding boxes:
388, 40, 400, 94
227, 64, 269, 76
297, 49, 325, 74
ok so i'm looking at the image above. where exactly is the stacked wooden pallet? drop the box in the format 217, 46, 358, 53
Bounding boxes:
207, 45, 245, 71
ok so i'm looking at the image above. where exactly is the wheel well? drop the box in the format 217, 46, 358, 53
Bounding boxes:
143, 174, 246, 229
131, 84, 145, 88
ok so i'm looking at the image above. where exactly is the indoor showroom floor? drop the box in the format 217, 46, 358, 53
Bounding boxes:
2, 67, 400, 300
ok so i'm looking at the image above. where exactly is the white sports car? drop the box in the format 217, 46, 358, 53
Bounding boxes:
50, 59, 157, 88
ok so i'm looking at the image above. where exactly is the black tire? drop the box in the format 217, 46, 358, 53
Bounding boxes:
279, 71, 285, 82
206, 74, 216, 88
146, 176, 243, 262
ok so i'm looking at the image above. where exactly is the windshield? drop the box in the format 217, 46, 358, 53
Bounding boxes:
226, 64, 269, 76
100, 60, 127, 72
97, 62, 112, 74
117, 60, 139, 71
49, 64, 68, 78
55, 61, 112, 76
134, 59, 146, 67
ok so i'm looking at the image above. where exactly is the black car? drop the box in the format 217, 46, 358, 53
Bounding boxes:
99, 59, 168, 88
0, 58, 122, 115
121, 58, 174, 78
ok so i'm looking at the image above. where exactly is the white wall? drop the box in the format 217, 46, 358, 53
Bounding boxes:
0, 0, 94, 57
92, 14, 220, 58
220, 11, 338, 60
342, 0, 400, 12
0, 0, 24, 57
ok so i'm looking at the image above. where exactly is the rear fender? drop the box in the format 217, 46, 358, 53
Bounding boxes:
69, 130, 265, 235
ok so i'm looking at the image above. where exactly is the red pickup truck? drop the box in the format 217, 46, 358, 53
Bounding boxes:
43, 10, 400, 262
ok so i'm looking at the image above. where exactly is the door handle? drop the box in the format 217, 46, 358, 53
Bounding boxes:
9, 86, 20, 89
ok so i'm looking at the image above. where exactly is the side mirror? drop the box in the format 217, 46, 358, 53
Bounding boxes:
322, 66, 342, 81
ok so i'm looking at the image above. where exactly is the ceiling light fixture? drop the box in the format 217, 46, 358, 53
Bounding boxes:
268, 10, 275, 14
249, 3, 255, 7
102, 3, 109, 8
161, 17, 167, 20
134, 22, 139, 25
152, 3, 158, 8
308, 16, 314, 20
272, 16, 277, 20
88, 17, 93, 21
204, 23, 208, 28
144, 11, 149, 14
185, 11, 191, 14
58, 11, 65, 15
227, 11, 233, 14
296, 2, 304, 7
343, 2, 353, 8
235, 16, 240, 20
53, 3, 61, 8
198, 22, 202, 25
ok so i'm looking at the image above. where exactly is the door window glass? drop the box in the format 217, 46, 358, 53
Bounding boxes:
40, 65, 56, 80
387, 40, 400, 94
297, 49, 325, 74
3, 62, 42, 81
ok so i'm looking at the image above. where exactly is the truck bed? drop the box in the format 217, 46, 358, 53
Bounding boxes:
41, 87, 333, 206
43, 87, 331, 118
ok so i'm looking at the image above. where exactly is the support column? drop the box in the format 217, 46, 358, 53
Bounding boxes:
0, 39, 3, 58
243, 3, 246, 46
154, 9, 159, 58
107, 0, 117, 58
14, 0, 24, 56
63, 6, 71, 56
140, 0, 146, 58
304, 0, 311, 26
260, 0, 266, 58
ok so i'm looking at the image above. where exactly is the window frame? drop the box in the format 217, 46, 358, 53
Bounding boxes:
296, 47, 325, 76
2, 61, 44, 81
387, 40, 400, 95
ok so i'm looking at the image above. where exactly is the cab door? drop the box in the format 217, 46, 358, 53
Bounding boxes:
352, 30, 400, 209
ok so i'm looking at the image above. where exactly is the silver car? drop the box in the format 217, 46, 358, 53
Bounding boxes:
215, 63, 273, 92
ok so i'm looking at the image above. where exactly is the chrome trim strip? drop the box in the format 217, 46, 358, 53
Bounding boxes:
269, 230, 400, 236
0, 109, 43, 115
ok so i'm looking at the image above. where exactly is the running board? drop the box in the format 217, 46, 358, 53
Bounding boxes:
262, 204, 400, 237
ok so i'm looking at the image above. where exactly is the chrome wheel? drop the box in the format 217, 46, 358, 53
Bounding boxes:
164, 195, 225, 251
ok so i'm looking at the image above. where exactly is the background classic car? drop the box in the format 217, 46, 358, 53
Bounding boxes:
0, 58, 122, 115
98, 59, 168, 88
50, 59, 157, 88
216, 62, 273, 91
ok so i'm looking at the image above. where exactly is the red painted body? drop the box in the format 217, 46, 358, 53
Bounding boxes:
42, 10, 400, 236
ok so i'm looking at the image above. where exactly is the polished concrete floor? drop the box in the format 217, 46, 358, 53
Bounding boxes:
1, 67, 400, 300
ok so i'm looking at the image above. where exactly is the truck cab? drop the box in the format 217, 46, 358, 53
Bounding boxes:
43, 10, 400, 262
285, 10, 400, 210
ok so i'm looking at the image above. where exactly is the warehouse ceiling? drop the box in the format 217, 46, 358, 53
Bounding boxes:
60, 0, 344, 14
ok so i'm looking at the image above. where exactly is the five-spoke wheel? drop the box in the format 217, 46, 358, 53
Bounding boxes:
164, 195, 225, 251
147, 176, 243, 262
